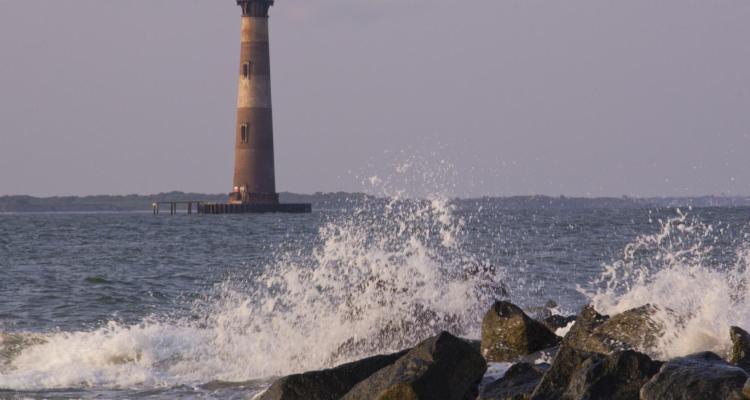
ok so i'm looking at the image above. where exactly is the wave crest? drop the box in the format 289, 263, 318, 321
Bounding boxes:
585, 210, 750, 358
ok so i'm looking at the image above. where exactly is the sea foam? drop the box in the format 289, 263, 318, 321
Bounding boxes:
0, 192, 502, 391
585, 210, 750, 359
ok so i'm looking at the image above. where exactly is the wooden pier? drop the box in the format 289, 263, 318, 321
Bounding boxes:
152, 201, 311, 215
152, 201, 201, 215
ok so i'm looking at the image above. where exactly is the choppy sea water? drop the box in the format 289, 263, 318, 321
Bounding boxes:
1, 200, 750, 399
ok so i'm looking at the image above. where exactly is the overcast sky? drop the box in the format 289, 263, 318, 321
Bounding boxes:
0, 0, 749, 197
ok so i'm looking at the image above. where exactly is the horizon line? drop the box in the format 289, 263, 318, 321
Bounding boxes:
3, 191, 750, 201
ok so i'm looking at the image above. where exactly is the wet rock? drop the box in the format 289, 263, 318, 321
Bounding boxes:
481, 301, 561, 362
479, 362, 548, 400
467, 339, 482, 353
562, 304, 662, 355
257, 350, 409, 400
342, 332, 487, 400
531, 345, 599, 399
541, 315, 577, 332
565, 350, 661, 400
529, 345, 661, 400
561, 306, 609, 349
598, 304, 663, 352
641, 352, 749, 400
731, 326, 750, 373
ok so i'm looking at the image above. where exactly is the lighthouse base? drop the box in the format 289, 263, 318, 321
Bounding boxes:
198, 202, 311, 214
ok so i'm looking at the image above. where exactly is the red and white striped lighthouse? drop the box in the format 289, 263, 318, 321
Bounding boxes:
230, 0, 278, 205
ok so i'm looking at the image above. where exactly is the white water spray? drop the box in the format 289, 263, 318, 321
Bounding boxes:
585, 210, 750, 359
0, 157, 503, 391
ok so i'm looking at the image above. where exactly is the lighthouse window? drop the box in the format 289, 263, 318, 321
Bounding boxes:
243, 62, 250, 79
241, 124, 249, 143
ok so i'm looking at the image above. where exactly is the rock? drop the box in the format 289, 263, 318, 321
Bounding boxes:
541, 315, 577, 332
481, 301, 561, 362
479, 362, 548, 400
566, 350, 661, 400
563, 304, 662, 355
561, 306, 609, 349
530, 345, 598, 400
731, 326, 750, 373
257, 350, 409, 400
598, 304, 663, 352
342, 332, 487, 400
529, 345, 661, 400
641, 352, 749, 400
467, 339, 482, 353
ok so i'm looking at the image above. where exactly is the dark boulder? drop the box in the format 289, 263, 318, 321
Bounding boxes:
561, 306, 609, 351
341, 332, 487, 400
479, 362, 548, 400
731, 326, 750, 373
563, 304, 662, 355
641, 351, 749, 400
466, 339, 483, 355
530, 346, 661, 400
257, 350, 409, 400
530, 345, 597, 400
565, 350, 661, 399
481, 301, 561, 362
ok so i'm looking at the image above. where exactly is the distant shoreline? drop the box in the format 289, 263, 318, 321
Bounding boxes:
1, 192, 750, 212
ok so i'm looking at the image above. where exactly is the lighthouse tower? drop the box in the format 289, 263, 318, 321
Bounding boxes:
169, 0, 310, 214
230, 0, 278, 205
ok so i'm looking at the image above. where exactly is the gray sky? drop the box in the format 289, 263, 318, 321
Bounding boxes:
1, 0, 749, 197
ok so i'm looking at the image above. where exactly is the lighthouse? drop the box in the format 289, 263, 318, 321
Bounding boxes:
159, 0, 310, 215
198, 0, 310, 214
194, 0, 311, 214
230, 0, 278, 205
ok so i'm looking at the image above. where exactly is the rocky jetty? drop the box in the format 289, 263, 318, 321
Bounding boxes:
562, 304, 663, 356
481, 301, 560, 363
731, 326, 750, 373
342, 332, 486, 400
641, 352, 748, 400
529, 347, 661, 400
478, 362, 547, 400
258, 332, 486, 400
258, 350, 410, 400
257, 302, 750, 400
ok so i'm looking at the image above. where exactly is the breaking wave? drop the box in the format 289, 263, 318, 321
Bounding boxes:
0, 159, 504, 391
585, 209, 750, 359
5, 156, 749, 392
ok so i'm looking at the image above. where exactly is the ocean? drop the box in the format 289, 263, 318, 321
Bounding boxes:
1, 199, 749, 399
